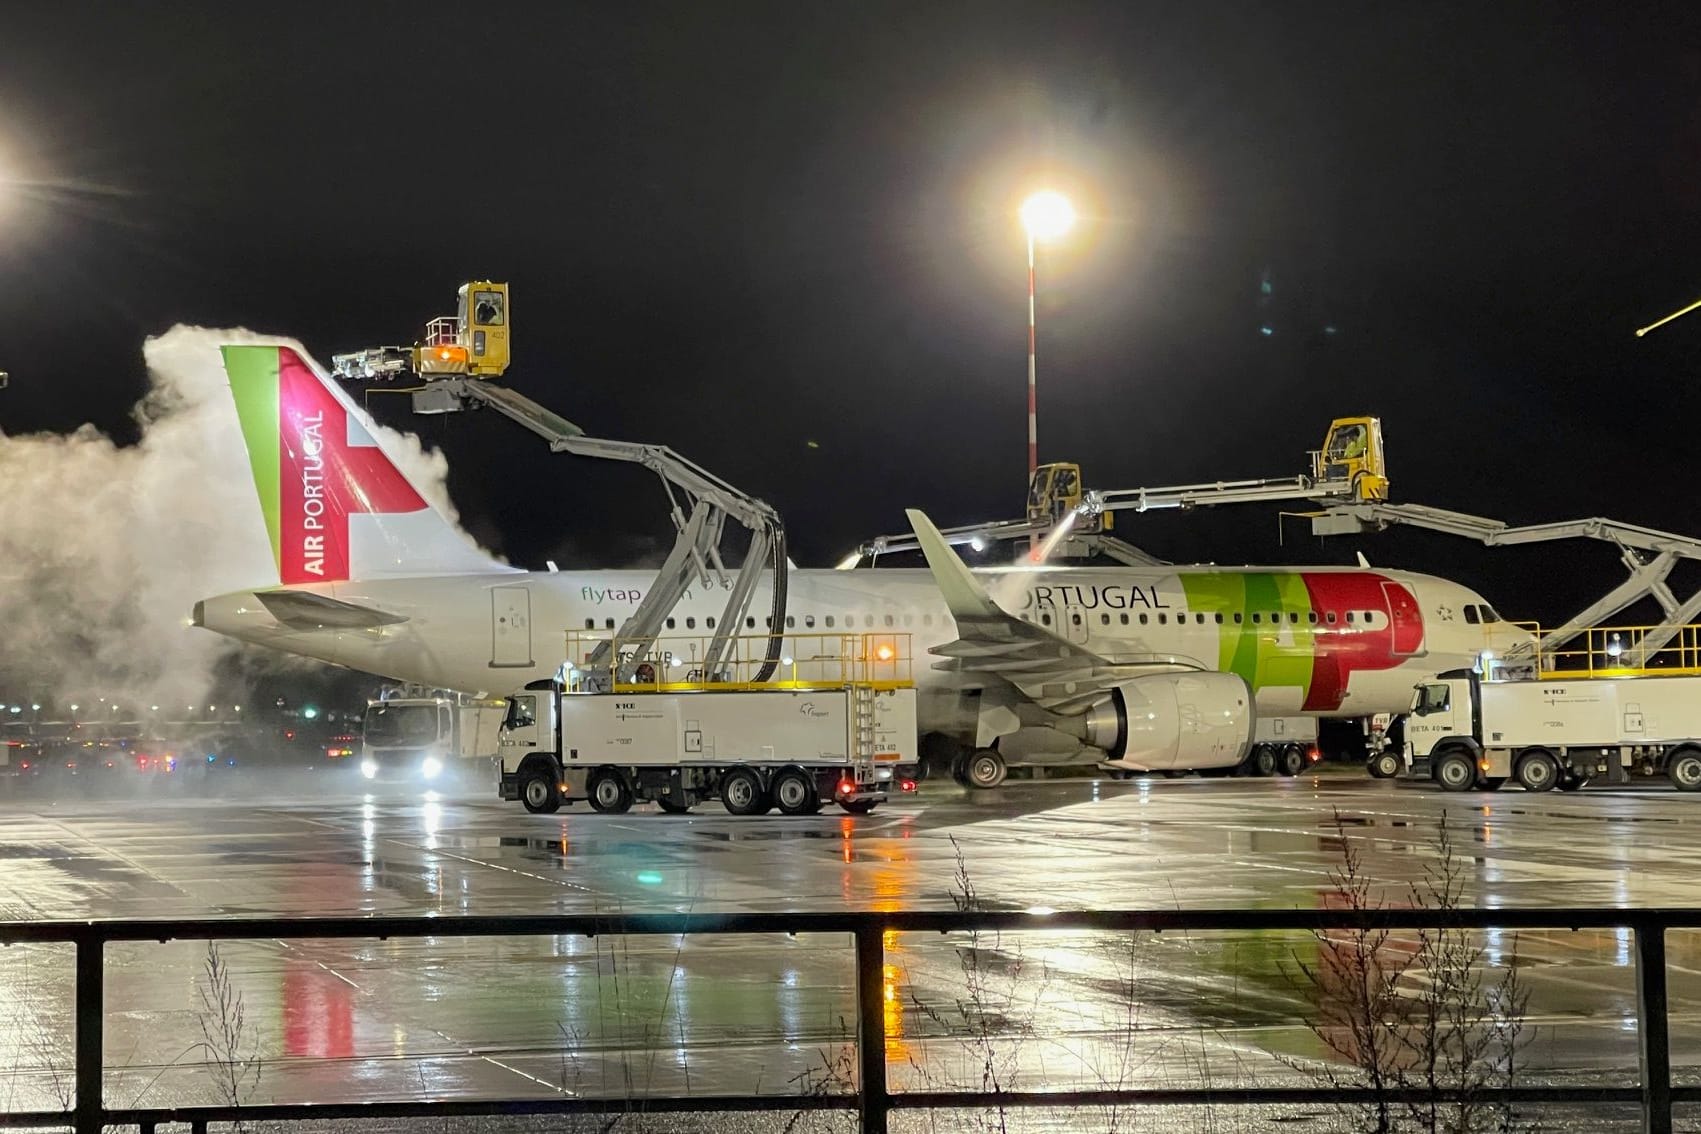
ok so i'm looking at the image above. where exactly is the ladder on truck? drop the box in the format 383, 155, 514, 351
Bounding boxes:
330, 282, 788, 689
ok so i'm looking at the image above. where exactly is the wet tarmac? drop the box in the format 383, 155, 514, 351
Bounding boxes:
0, 769, 1698, 1129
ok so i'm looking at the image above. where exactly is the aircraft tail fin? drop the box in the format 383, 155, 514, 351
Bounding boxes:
220, 344, 513, 584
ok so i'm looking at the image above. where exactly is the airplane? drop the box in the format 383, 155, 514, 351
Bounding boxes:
192, 344, 1536, 784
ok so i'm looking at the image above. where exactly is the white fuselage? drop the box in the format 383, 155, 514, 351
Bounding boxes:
195, 564, 1533, 728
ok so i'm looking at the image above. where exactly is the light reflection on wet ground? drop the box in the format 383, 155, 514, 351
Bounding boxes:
0, 772, 1695, 1124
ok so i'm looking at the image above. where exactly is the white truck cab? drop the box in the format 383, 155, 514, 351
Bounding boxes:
1405, 669, 1701, 793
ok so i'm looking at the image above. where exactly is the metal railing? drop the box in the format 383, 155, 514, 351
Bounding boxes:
2, 906, 1695, 1134
563, 630, 914, 691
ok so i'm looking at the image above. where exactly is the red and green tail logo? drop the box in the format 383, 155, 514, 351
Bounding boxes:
222, 346, 427, 584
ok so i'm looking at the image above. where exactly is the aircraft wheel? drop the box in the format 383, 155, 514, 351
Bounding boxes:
772, 768, 819, 815
721, 767, 770, 815
966, 749, 1007, 789
1275, 744, 1307, 777
1434, 749, 1478, 793
588, 770, 633, 814
1368, 751, 1402, 779
1514, 749, 1559, 793
520, 768, 560, 814
1668, 750, 1701, 792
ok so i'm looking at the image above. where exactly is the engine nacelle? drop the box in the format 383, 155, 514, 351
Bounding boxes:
1081, 672, 1253, 771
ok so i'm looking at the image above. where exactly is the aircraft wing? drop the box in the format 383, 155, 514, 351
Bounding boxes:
906, 509, 1196, 712
254, 590, 409, 631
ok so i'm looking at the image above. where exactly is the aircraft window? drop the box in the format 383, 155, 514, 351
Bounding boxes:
884, 615, 894, 627
865, 616, 874, 627
1251, 613, 1261, 624
1271, 612, 1281, 624
1233, 612, 1243, 624
1215, 613, 1224, 624
1158, 613, 1168, 625
766, 617, 773, 628
605, 618, 615, 629
1482, 606, 1503, 623
584, 618, 595, 630
666, 618, 676, 629
707, 616, 716, 629
923, 614, 933, 627
1308, 612, 1319, 624
1290, 612, 1300, 624
1463, 605, 1481, 625
1326, 611, 1338, 624
1041, 613, 1052, 626
904, 614, 914, 626
786, 616, 796, 628
1345, 612, 1355, 624
1139, 613, 1149, 625
803, 615, 815, 628
1120, 613, 1129, 625
746, 617, 756, 629
1197, 613, 1207, 625
1071, 613, 1083, 627
825, 616, 835, 628
1363, 611, 1375, 623
686, 617, 696, 629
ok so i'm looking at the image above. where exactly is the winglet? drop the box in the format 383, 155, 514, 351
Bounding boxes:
906, 509, 1006, 622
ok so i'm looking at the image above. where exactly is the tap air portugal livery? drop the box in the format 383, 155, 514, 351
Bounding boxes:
194, 345, 1535, 777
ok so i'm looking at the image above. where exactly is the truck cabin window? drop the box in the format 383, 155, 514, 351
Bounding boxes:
505, 695, 536, 730
1413, 684, 1451, 715
473, 290, 505, 325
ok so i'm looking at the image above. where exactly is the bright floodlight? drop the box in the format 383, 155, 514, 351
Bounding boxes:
1020, 190, 1076, 241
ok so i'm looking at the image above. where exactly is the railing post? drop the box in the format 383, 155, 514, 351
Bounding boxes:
74, 936, 104, 1134
1636, 922, 1672, 1134
855, 924, 889, 1134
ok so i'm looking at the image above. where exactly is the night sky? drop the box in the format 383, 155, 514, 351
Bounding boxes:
3, 3, 1701, 628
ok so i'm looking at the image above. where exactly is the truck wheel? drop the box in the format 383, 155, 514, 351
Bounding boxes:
839, 799, 877, 815
721, 768, 769, 815
966, 749, 1007, 789
1480, 777, 1506, 791
1251, 745, 1278, 777
1514, 749, 1559, 793
656, 797, 692, 815
1368, 752, 1402, 779
949, 753, 971, 785
588, 770, 633, 814
1668, 751, 1701, 792
520, 769, 560, 814
772, 769, 819, 815
1275, 744, 1307, 777
1434, 750, 1478, 793
1557, 774, 1590, 792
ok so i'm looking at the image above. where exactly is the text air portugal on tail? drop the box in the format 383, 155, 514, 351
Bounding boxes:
220, 345, 508, 584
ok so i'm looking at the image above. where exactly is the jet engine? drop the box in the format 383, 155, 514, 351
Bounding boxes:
1078, 671, 1253, 771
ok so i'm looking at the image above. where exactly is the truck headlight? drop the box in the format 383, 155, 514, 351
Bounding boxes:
360, 760, 378, 780
422, 757, 443, 780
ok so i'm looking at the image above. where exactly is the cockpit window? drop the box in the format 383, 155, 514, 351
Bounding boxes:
1463, 605, 1481, 625
1480, 605, 1502, 623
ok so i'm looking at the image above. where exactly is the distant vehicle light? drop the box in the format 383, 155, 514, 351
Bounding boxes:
875, 645, 895, 662
422, 757, 443, 780
361, 760, 379, 780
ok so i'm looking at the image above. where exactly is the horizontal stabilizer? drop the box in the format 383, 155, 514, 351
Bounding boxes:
255, 590, 409, 631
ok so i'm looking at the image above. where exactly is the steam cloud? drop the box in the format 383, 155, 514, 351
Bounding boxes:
0, 324, 486, 710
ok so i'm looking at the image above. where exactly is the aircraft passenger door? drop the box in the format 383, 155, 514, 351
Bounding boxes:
491, 585, 534, 668
1381, 582, 1425, 657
